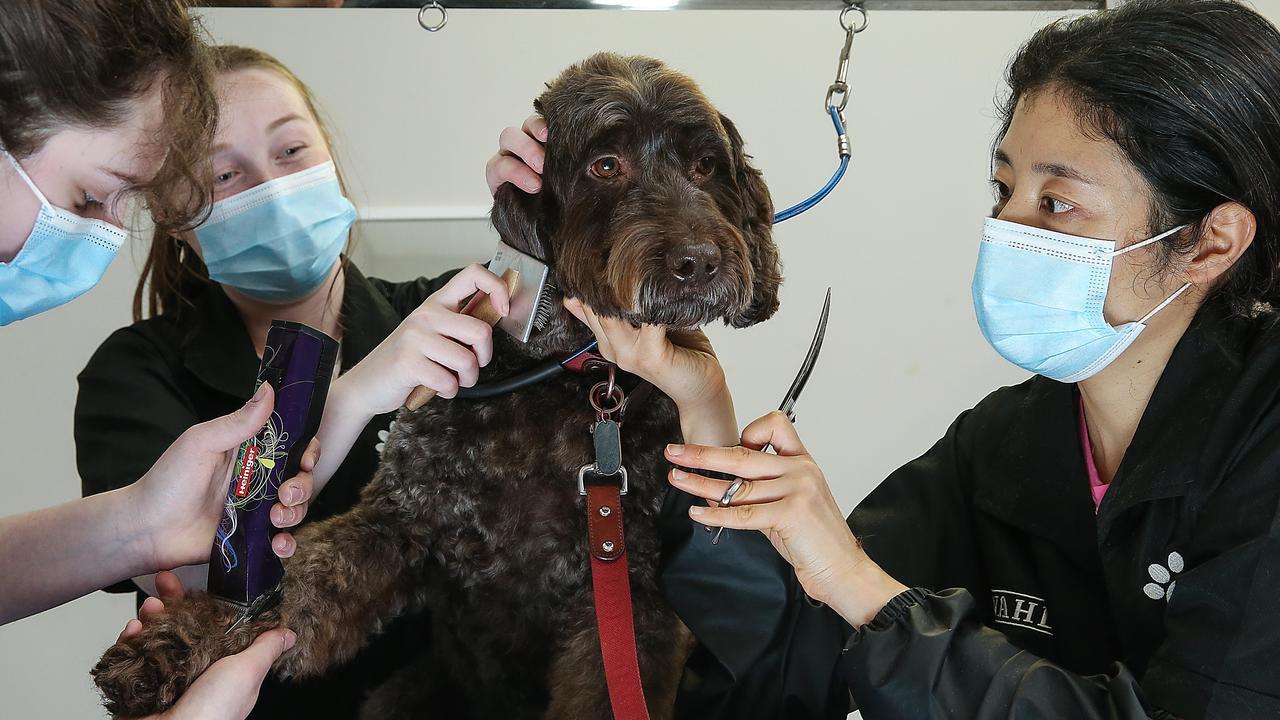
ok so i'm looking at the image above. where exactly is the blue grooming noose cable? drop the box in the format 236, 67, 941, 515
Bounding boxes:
773, 2, 866, 224
773, 106, 851, 223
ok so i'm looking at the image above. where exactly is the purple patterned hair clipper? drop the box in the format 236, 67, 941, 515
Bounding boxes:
208, 320, 338, 607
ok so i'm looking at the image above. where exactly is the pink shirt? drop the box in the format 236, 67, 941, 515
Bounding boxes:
1078, 398, 1109, 512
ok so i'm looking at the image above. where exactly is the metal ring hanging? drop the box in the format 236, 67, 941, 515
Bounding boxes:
418, 1, 448, 32
840, 3, 870, 34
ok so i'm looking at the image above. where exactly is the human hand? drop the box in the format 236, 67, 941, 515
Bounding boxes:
666, 411, 907, 626
115, 572, 296, 720
332, 264, 511, 416
128, 385, 318, 571
563, 297, 729, 415
485, 114, 547, 196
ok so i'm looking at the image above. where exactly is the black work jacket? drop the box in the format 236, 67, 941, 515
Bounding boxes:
672, 301, 1280, 719
74, 263, 453, 720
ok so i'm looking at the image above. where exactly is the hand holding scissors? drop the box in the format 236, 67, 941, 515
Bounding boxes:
693, 288, 831, 545
664, 289, 907, 611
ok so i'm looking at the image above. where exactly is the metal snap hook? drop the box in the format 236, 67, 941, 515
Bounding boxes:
825, 4, 865, 113
418, 1, 448, 32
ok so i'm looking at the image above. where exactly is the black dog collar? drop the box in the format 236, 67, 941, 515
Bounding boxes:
456, 340, 604, 400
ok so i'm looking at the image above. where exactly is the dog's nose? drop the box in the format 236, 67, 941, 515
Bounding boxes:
667, 242, 722, 285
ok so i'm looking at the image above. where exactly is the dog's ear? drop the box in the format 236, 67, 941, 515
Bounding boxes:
721, 113, 781, 327
491, 183, 552, 263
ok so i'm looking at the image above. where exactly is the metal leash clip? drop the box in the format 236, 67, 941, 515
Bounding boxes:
580, 364, 629, 495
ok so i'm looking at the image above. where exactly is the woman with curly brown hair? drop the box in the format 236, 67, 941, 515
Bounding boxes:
0, 4, 317, 718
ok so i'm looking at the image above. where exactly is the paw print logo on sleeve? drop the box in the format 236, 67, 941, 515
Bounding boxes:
1143, 551, 1184, 601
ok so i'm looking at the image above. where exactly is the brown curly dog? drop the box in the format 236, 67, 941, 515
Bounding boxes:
92, 52, 780, 719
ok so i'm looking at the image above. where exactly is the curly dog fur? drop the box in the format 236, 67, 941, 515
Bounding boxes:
93, 52, 779, 719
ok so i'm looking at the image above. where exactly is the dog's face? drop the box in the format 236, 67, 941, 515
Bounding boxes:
493, 53, 781, 331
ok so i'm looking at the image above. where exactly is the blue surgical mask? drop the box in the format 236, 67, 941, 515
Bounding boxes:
0, 149, 127, 326
195, 161, 355, 303
972, 217, 1192, 383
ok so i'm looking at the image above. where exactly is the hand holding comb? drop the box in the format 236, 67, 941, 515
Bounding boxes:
404, 267, 520, 411
402, 241, 556, 411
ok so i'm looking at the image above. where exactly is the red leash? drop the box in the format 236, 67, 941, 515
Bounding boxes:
580, 365, 650, 720
587, 484, 651, 720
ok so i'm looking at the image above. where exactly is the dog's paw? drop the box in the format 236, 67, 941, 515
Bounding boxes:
91, 592, 242, 717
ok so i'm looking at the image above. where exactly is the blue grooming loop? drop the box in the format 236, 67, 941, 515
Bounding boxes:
772, 2, 865, 224
773, 106, 851, 223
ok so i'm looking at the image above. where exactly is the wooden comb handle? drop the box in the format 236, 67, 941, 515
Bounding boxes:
404, 268, 520, 411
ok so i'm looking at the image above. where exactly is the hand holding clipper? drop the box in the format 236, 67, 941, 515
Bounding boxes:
208, 321, 339, 609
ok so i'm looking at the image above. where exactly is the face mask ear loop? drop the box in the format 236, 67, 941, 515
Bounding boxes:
2, 148, 50, 206
1110, 224, 1188, 257
1137, 282, 1194, 326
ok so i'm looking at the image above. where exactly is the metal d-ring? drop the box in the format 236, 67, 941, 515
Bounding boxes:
418, 1, 448, 32
590, 381, 625, 417
589, 364, 624, 418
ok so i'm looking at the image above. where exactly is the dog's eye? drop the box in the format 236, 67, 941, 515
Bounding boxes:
693, 156, 717, 177
590, 156, 623, 179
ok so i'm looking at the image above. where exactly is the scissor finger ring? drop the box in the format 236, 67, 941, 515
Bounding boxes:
719, 478, 745, 507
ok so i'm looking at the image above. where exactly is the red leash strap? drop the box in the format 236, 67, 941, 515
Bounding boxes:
586, 483, 651, 720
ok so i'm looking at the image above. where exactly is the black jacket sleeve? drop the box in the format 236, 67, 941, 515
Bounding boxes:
665, 489, 851, 720
842, 588, 1154, 720
75, 327, 199, 593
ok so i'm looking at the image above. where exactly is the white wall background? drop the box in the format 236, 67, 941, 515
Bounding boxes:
5, 3, 1279, 717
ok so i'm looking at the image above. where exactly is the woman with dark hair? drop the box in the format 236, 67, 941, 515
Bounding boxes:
0, 4, 317, 718
497, 0, 1280, 717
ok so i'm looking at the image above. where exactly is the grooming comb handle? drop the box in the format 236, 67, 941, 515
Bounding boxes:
404, 268, 519, 411
404, 241, 555, 411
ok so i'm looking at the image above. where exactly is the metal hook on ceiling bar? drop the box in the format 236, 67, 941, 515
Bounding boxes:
773, 2, 865, 223
419, 1, 448, 32
825, 2, 867, 114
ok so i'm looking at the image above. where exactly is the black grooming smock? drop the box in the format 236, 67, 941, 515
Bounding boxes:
670, 301, 1280, 719
75, 263, 454, 720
